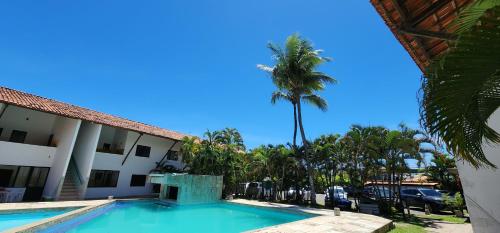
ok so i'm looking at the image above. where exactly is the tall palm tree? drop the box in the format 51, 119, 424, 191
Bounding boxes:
258, 34, 335, 205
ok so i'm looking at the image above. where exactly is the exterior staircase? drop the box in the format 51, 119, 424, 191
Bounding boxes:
58, 160, 81, 201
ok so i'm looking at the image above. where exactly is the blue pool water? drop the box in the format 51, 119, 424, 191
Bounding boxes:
0, 208, 73, 232
43, 201, 311, 233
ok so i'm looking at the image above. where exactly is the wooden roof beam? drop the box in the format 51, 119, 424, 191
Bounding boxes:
390, 0, 431, 60
399, 27, 458, 40
409, 0, 453, 27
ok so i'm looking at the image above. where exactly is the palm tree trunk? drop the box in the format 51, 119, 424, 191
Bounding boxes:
293, 103, 298, 147
296, 100, 317, 205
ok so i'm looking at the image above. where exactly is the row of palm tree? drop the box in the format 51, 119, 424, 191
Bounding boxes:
178, 124, 456, 217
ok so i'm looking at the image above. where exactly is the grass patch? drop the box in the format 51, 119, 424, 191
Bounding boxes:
389, 222, 425, 233
388, 213, 428, 233
417, 214, 467, 224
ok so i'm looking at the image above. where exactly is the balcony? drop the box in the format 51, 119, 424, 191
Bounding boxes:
0, 140, 57, 167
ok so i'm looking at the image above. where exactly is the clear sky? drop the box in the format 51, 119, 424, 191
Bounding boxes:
0, 0, 422, 149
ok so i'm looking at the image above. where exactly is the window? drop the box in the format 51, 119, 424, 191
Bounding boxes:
0, 128, 3, 137
135, 145, 151, 157
28, 167, 49, 187
9, 130, 27, 143
130, 175, 147, 187
167, 151, 179, 161
13, 167, 31, 187
88, 170, 119, 187
0, 165, 50, 188
402, 189, 418, 195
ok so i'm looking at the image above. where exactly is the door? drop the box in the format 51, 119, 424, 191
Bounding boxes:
22, 167, 50, 201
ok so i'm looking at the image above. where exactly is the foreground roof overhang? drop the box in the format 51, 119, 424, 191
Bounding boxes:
0, 86, 189, 141
370, 0, 475, 72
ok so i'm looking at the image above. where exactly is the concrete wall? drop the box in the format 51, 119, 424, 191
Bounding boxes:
457, 109, 500, 233
43, 116, 81, 200
0, 105, 57, 146
0, 141, 56, 167
72, 121, 102, 198
85, 132, 181, 199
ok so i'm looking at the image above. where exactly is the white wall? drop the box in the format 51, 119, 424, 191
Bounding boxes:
0, 141, 56, 167
457, 109, 500, 233
0, 105, 57, 145
86, 132, 181, 199
72, 121, 102, 199
43, 116, 81, 200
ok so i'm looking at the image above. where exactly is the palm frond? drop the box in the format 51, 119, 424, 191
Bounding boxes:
271, 91, 292, 104
302, 94, 328, 111
453, 0, 500, 33
421, 6, 500, 168
256, 64, 274, 73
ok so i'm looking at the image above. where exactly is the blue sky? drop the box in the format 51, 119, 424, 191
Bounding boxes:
0, 0, 422, 149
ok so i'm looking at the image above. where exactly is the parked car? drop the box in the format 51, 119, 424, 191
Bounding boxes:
325, 187, 351, 209
325, 186, 348, 200
400, 188, 446, 213
436, 189, 456, 197
331, 196, 352, 209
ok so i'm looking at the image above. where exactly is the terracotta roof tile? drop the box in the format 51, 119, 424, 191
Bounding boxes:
0, 86, 188, 141
370, 0, 474, 72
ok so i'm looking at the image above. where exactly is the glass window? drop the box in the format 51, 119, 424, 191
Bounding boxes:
14, 167, 31, 187
130, 175, 147, 187
9, 130, 27, 143
402, 189, 414, 195
420, 189, 442, 197
135, 145, 151, 157
88, 170, 119, 187
167, 151, 179, 161
28, 167, 49, 187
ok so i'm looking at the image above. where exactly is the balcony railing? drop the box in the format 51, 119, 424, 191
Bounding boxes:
96, 147, 124, 155
0, 138, 56, 147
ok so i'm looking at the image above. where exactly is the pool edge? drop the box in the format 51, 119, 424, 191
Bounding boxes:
3, 200, 115, 233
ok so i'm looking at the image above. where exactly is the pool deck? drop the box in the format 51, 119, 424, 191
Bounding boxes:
229, 199, 393, 233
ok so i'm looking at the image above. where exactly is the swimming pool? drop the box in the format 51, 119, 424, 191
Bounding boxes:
41, 201, 311, 233
0, 208, 74, 232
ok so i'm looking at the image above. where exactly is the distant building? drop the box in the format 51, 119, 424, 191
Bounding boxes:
0, 86, 188, 201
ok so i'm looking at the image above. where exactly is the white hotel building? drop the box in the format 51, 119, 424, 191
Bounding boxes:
0, 86, 188, 201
